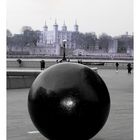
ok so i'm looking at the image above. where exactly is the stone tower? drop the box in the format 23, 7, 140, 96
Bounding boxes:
53, 19, 60, 55
43, 21, 48, 45
53, 19, 58, 44
74, 20, 79, 32
62, 21, 67, 32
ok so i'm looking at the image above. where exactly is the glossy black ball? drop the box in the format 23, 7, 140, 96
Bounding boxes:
28, 63, 110, 140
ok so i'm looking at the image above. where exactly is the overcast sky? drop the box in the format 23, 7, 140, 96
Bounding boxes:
7, 0, 133, 36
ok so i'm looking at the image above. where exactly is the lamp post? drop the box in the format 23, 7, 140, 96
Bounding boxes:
62, 40, 67, 61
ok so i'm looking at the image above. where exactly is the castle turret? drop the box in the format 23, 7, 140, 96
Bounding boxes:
53, 19, 58, 44
74, 20, 79, 32
62, 21, 67, 32
53, 19, 60, 55
43, 21, 48, 31
53, 19, 58, 32
43, 21, 48, 45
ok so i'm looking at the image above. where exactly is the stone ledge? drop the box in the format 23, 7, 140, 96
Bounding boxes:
7, 67, 98, 89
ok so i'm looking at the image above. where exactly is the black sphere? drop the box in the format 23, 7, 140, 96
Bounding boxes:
28, 63, 110, 140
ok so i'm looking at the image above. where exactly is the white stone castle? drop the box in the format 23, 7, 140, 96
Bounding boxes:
37, 20, 79, 55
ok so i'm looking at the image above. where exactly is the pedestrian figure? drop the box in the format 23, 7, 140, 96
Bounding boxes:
78, 59, 82, 64
40, 60, 45, 70
115, 62, 119, 72
127, 63, 132, 74
17, 59, 22, 67
78, 60, 80, 63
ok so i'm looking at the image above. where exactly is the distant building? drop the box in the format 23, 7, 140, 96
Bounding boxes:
7, 22, 133, 58
108, 39, 118, 54
37, 20, 79, 55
